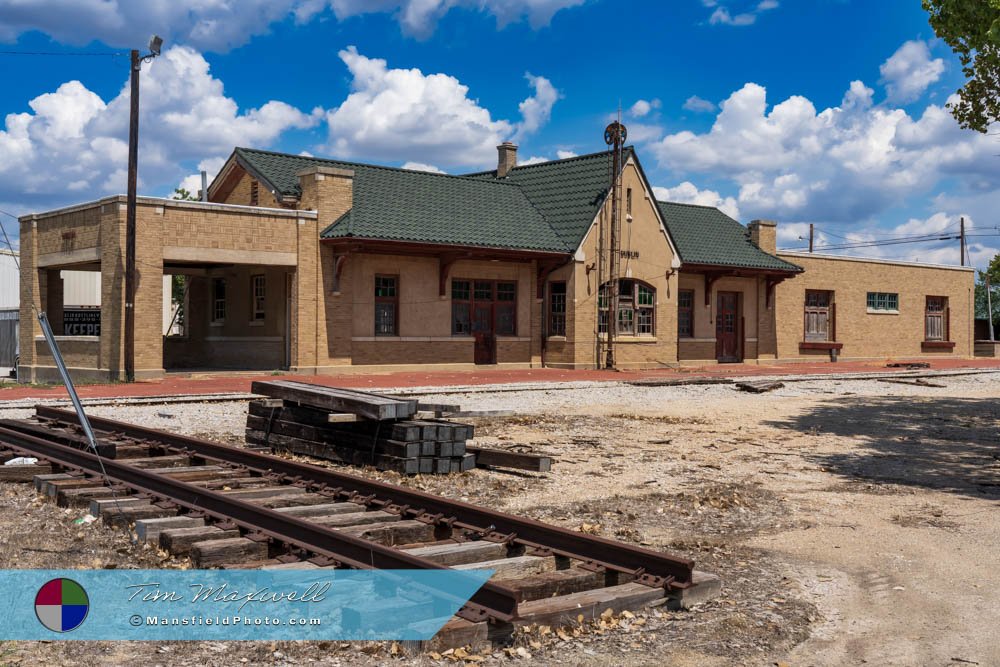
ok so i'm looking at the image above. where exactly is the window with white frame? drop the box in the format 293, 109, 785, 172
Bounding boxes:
598, 279, 655, 336
866, 292, 898, 312
212, 278, 226, 324
251, 275, 266, 321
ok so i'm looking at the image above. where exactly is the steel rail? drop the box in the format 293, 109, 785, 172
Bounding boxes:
0, 424, 517, 622
36, 407, 695, 586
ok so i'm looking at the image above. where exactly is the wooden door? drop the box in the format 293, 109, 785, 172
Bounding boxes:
472, 281, 496, 365
716, 292, 741, 362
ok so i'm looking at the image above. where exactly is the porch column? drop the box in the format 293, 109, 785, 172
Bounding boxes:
17, 217, 40, 381
100, 201, 125, 380
132, 203, 164, 379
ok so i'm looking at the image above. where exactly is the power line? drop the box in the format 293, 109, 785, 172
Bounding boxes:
0, 50, 124, 57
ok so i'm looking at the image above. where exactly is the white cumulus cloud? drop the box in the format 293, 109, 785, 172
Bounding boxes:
683, 95, 717, 113
0, 45, 318, 212
708, 0, 778, 26
325, 0, 584, 38
0, 0, 587, 50
629, 99, 661, 118
879, 39, 945, 104
653, 182, 740, 220
649, 75, 1000, 225
325, 47, 558, 168
401, 161, 445, 173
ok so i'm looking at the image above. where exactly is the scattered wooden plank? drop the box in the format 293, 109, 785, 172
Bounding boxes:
251, 381, 415, 420
886, 362, 930, 369
467, 446, 552, 472
626, 377, 734, 387
877, 378, 946, 388
735, 380, 785, 393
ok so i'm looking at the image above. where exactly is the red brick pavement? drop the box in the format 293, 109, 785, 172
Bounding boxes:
2, 357, 999, 403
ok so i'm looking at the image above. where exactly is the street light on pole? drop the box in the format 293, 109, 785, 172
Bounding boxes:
124, 34, 163, 383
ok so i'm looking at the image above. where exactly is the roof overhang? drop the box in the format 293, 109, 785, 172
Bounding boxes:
680, 262, 803, 277
321, 236, 569, 262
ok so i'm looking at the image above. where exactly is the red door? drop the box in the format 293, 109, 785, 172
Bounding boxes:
472, 282, 497, 365
716, 292, 741, 363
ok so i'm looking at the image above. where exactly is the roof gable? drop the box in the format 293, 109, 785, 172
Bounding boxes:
656, 200, 801, 273
467, 148, 631, 250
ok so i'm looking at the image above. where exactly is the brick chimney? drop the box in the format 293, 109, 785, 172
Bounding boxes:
497, 141, 518, 178
748, 219, 777, 254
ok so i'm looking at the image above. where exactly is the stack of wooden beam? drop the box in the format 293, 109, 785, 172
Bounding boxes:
245, 380, 476, 475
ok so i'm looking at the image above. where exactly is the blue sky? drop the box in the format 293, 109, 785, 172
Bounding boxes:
0, 0, 997, 267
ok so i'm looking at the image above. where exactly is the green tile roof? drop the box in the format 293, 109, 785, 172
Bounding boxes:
656, 201, 802, 273
232, 146, 800, 271
235, 148, 564, 252
466, 149, 629, 249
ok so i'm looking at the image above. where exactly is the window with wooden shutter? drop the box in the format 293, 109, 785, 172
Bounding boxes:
925, 296, 947, 341
804, 290, 832, 342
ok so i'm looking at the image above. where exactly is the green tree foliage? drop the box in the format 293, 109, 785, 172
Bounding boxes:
923, 0, 1000, 132
172, 187, 198, 201
975, 254, 1000, 334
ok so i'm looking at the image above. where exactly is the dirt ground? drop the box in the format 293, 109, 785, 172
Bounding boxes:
1, 373, 998, 666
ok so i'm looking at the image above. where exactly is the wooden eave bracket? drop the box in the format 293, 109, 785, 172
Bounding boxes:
765, 276, 787, 308
439, 253, 466, 297
332, 255, 347, 293
535, 260, 565, 299
704, 274, 722, 306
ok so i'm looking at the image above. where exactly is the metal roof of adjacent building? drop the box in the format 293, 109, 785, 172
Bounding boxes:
656, 200, 802, 273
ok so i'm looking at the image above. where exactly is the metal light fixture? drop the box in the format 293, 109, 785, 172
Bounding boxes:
147, 34, 163, 57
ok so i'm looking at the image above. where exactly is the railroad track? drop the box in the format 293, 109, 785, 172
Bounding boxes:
0, 406, 719, 650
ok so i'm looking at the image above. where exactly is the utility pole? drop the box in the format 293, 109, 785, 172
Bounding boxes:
123, 36, 162, 383
988, 273, 996, 342
602, 119, 627, 370
960, 216, 966, 267
808, 224, 814, 253
124, 49, 139, 383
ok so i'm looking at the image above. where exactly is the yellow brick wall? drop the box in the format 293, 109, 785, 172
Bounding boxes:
774, 253, 974, 360
33, 205, 103, 256
544, 160, 679, 369
338, 253, 535, 367
676, 273, 764, 364
226, 171, 281, 208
